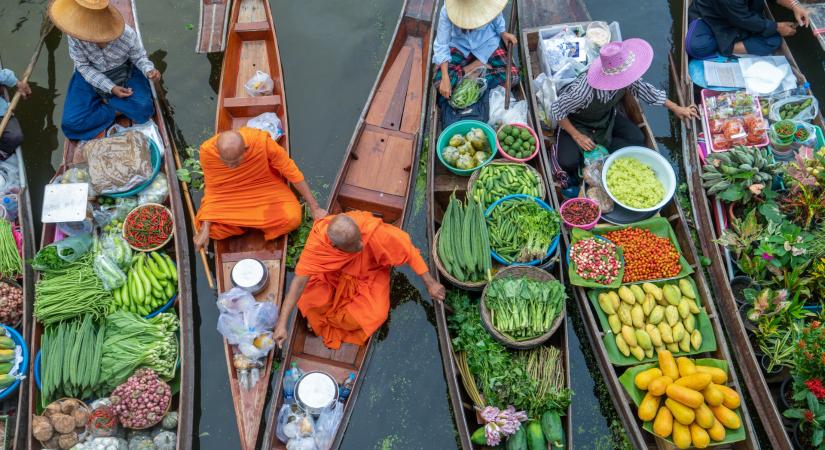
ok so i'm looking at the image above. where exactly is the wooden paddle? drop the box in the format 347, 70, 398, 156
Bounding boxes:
151, 79, 216, 289
0, 12, 54, 139
504, 41, 514, 110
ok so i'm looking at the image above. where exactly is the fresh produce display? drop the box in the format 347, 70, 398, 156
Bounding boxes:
436, 194, 492, 283
603, 227, 681, 283
122, 204, 174, 251
32, 398, 90, 449
605, 157, 665, 209
627, 351, 743, 448
484, 276, 566, 340
569, 237, 621, 285
471, 405, 527, 446
441, 128, 492, 171
0, 280, 22, 325
700, 146, 782, 203
704, 91, 767, 150
486, 197, 560, 264
560, 198, 600, 227
40, 315, 106, 406
34, 254, 113, 325
775, 96, 814, 120
286, 204, 312, 269
595, 281, 706, 361
450, 77, 484, 109
0, 220, 20, 278
112, 251, 178, 316
110, 368, 171, 429
497, 124, 536, 159
0, 333, 18, 389
470, 163, 542, 209
31, 244, 71, 272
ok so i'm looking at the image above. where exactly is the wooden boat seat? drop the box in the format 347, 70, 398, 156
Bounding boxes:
223, 95, 281, 118
233, 21, 270, 40
337, 183, 405, 223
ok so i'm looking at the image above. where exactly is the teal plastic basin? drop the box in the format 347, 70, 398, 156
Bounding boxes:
436, 120, 498, 176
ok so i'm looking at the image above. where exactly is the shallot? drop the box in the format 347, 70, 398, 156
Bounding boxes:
110, 368, 171, 429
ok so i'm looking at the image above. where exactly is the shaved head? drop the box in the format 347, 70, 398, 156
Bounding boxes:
216, 131, 246, 168
327, 214, 363, 253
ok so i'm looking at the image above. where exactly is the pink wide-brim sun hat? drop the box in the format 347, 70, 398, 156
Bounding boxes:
587, 38, 654, 91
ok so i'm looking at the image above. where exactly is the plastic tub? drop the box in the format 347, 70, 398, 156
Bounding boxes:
496, 123, 540, 162
436, 120, 498, 176
104, 139, 163, 198
0, 324, 27, 401
484, 194, 560, 266
601, 146, 676, 213
559, 197, 601, 230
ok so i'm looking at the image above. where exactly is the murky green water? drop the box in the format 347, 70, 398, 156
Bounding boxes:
2, 0, 800, 448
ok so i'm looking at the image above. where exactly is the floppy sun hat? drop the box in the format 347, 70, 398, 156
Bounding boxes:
445, 0, 508, 30
587, 38, 654, 91
48, 0, 125, 43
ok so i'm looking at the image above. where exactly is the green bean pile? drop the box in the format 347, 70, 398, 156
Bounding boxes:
0, 220, 20, 278
450, 77, 483, 109
34, 254, 113, 325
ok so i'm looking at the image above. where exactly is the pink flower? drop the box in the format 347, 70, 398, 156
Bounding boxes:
749, 183, 765, 195
761, 252, 774, 261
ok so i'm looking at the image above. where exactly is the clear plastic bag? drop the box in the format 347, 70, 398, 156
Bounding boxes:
276, 404, 292, 443
279, 405, 315, 444
82, 131, 154, 194
449, 66, 487, 110
138, 176, 168, 205
769, 95, 820, 122
55, 232, 93, 262
487, 86, 528, 129
217, 287, 257, 314
586, 186, 614, 213
533, 73, 557, 128
244, 71, 274, 96
107, 120, 165, 153
582, 159, 605, 186
0, 154, 21, 195
247, 112, 284, 141
102, 232, 132, 270
93, 197, 138, 227
217, 287, 278, 359
314, 402, 344, 450
238, 332, 275, 360
56, 165, 97, 197
94, 253, 127, 291
286, 438, 318, 450
244, 301, 279, 331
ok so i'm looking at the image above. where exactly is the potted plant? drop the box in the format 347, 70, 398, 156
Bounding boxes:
785, 320, 825, 448
757, 324, 798, 383
731, 275, 758, 306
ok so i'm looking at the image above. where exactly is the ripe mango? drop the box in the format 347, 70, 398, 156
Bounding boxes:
690, 330, 702, 350
607, 291, 621, 310
631, 304, 645, 329
658, 322, 674, 344
686, 297, 701, 314
695, 365, 727, 385
672, 422, 692, 449
665, 305, 680, 326
618, 286, 635, 304
630, 345, 645, 361
715, 384, 741, 409
648, 305, 665, 325
642, 294, 655, 316
663, 284, 682, 305
710, 404, 741, 429
598, 293, 615, 315
634, 367, 662, 390
658, 350, 679, 380
694, 403, 715, 429
675, 373, 712, 391
638, 392, 661, 421
618, 303, 633, 326
677, 299, 691, 319
677, 357, 696, 377
679, 333, 692, 352
635, 329, 653, 351
607, 314, 622, 334
708, 418, 726, 441
702, 384, 724, 407
672, 322, 686, 343
683, 314, 696, 333
645, 348, 654, 359
690, 423, 710, 448
667, 384, 704, 409
653, 405, 673, 438
646, 325, 663, 347
622, 325, 637, 347
642, 282, 663, 301
667, 343, 680, 353
630, 284, 645, 304
615, 334, 631, 357
665, 398, 696, 425
648, 375, 674, 396
679, 279, 696, 299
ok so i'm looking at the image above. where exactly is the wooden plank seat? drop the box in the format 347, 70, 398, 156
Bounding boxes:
337, 183, 405, 223
223, 95, 281, 118
233, 21, 270, 40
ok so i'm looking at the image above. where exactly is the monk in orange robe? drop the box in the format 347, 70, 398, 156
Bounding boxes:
193, 127, 326, 250
273, 211, 446, 350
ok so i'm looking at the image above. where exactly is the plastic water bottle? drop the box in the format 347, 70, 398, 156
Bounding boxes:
2, 195, 17, 222
792, 82, 811, 96
282, 363, 303, 403
338, 372, 356, 403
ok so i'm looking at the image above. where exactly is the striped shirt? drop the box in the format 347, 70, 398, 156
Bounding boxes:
67, 25, 155, 94
549, 74, 667, 122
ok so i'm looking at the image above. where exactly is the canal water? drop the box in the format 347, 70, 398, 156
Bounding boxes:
3, 0, 820, 448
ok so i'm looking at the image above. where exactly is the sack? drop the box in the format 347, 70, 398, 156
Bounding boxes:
487, 86, 528, 129
244, 71, 274, 96
313, 402, 344, 450
769, 95, 820, 122
138, 176, 169, 205
82, 131, 154, 194
247, 112, 284, 141
55, 232, 93, 262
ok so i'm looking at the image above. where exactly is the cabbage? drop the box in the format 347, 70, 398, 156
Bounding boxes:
442, 146, 460, 164
449, 134, 466, 147
456, 154, 474, 170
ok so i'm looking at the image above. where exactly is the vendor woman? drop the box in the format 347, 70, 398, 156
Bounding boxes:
433, 0, 518, 100
550, 39, 698, 183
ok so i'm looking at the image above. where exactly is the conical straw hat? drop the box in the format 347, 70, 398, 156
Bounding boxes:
48, 0, 125, 43
445, 0, 508, 30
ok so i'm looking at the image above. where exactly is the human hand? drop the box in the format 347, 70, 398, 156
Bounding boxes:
438, 77, 452, 99
501, 32, 518, 46
111, 86, 133, 98
572, 132, 596, 151
778, 21, 798, 37
794, 5, 810, 27
146, 69, 161, 81
15, 81, 31, 99
311, 206, 328, 222
193, 226, 210, 251
674, 104, 700, 121
273, 322, 288, 348
426, 279, 446, 302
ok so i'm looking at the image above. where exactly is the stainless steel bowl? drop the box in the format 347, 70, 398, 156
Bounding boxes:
230, 258, 268, 295
295, 371, 338, 415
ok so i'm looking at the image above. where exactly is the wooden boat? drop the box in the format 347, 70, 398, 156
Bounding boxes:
26, 1, 194, 448
260, 0, 436, 448
0, 56, 36, 450
426, 5, 573, 449
518, 0, 758, 447
210, 0, 289, 449
672, 1, 825, 449
197, 0, 231, 53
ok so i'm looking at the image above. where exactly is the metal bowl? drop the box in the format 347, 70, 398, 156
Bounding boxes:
231, 258, 268, 295
295, 371, 338, 415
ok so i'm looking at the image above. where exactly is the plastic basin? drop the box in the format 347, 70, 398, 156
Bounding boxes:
560, 197, 601, 230
104, 139, 163, 198
0, 324, 27, 400
601, 146, 676, 213
484, 194, 560, 266
496, 123, 540, 162
437, 120, 498, 176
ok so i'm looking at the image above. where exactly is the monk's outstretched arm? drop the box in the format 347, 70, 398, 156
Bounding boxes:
292, 180, 327, 222
273, 274, 309, 347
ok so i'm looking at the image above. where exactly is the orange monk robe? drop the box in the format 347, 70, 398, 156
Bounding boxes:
295, 211, 428, 350
196, 127, 303, 241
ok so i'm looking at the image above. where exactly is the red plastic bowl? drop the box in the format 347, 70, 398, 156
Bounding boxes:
559, 197, 601, 230
496, 122, 540, 162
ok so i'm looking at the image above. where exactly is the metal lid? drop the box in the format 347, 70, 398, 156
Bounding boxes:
231, 258, 265, 289
296, 372, 337, 409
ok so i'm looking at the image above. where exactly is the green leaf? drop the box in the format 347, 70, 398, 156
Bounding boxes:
814, 428, 824, 446
784, 408, 804, 420
718, 185, 745, 202
176, 168, 191, 183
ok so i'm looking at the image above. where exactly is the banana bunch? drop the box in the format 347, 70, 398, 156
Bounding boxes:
700, 146, 782, 202
597, 280, 705, 361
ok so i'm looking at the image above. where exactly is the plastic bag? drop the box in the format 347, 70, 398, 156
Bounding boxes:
244, 71, 274, 96
586, 186, 614, 213
56, 165, 97, 197
314, 402, 344, 450
216, 313, 246, 345
107, 120, 165, 153
0, 154, 21, 195
769, 95, 820, 122
280, 405, 315, 443
138, 176, 168, 205
533, 73, 557, 128
286, 438, 318, 450
276, 404, 292, 443
238, 332, 275, 360
102, 233, 133, 270
55, 232, 93, 262
449, 66, 488, 110
582, 159, 605, 186
244, 301, 279, 330
583, 146, 609, 167
94, 197, 138, 227
217, 287, 257, 314
94, 253, 127, 291
217, 287, 278, 359
82, 131, 153, 194
247, 112, 284, 141
487, 86, 529, 129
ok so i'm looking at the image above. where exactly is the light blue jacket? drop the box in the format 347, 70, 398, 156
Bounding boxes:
432, 5, 505, 65
0, 69, 17, 117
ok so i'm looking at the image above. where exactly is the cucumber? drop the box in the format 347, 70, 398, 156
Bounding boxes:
471, 427, 487, 445
506, 426, 527, 450
162, 254, 178, 283
0, 349, 14, 362
163, 281, 175, 299
146, 255, 168, 280
0, 362, 12, 374
541, 411, 565, 449
526, 421, 546, 450
151, 251, 171, 278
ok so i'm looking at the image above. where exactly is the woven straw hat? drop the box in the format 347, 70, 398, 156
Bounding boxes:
48, 0, 125, 43
445, 0, 508, 30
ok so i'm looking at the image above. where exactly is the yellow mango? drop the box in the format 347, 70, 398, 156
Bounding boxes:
709, 404, 741, 429
647, 325, 663, 347
665, 305, 680, 326
607, 314, 622, 334
690, 329, 702, 350
675, 373, 712, 392
665, 398, 696, 425
638, 392, 661, 422
642, 293, 655, 316
631, 304, 645, 329
666, 384, 704, 409
679, 278, 696, 299
676, 357, 697, 377
679, 333, 692, 352
615, 334, 631, 357
683, 314, 696, 333
672, 322, 686, 343
618, 303, 633, 326
702, 384, 724, 407
658, 322, 674, 344
622, 325, 637, 347
658, 350, 679, 380
708, 418, 726, 441
667, 342, 681, 353
648, 376, 673, 396
634, 367, 662, 390
695, 365, 727, 385
607, 291, 621, 310
635, 329, 653, 351
672, 422, 692, 449
653, 406, 673, 438
648, 305, 665, 325
663, 284, 682, 305
715, 384, 741, 409
630, 345, 645, 361
690, 423, 710, 448
645, 348, 654, 359
618, 286, 635, 304
694, 403, 715, 429
630, 284, 645, 303
642, 282, 663, 301
687, 297, 701, 314
598, 293, 616, 314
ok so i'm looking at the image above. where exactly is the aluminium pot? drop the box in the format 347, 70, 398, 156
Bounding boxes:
231, 258, 268, 295
295, 371, 338, 416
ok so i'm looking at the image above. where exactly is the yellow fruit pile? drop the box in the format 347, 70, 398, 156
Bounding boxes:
597, 280, 704, 361
634, 351, 742, 449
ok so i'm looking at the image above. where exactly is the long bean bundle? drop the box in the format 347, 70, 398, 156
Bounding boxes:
0, 220, 20, 278
513, 346, 571, 414
485, 277, 565, 339
487, 198, 560, 263
34, 254, 112, 325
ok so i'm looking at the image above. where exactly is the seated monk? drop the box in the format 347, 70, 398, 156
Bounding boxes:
273, 211, 446, 350
193, 127, 326, 250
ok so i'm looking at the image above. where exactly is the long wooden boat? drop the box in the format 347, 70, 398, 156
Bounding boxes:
26, 0, 194, 448
426, 5, 573, 449
672, 1, 825, 449
196, 0, 231, 53
260, 0, 436, 448
0, 56, 36, 450
209, 1, 290, 449
518, 0, 758, 447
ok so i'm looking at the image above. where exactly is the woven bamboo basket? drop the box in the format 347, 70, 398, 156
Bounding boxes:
432, 229, 487, 291
480, 265, 565, 349
466, 159, 547, 207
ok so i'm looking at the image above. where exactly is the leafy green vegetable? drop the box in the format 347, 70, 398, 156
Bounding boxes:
487, 198, 560, 263
177, 146, 204, 190
286, 204, 313, 270
31, 245, 69, 272
485, 277, 566, 340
